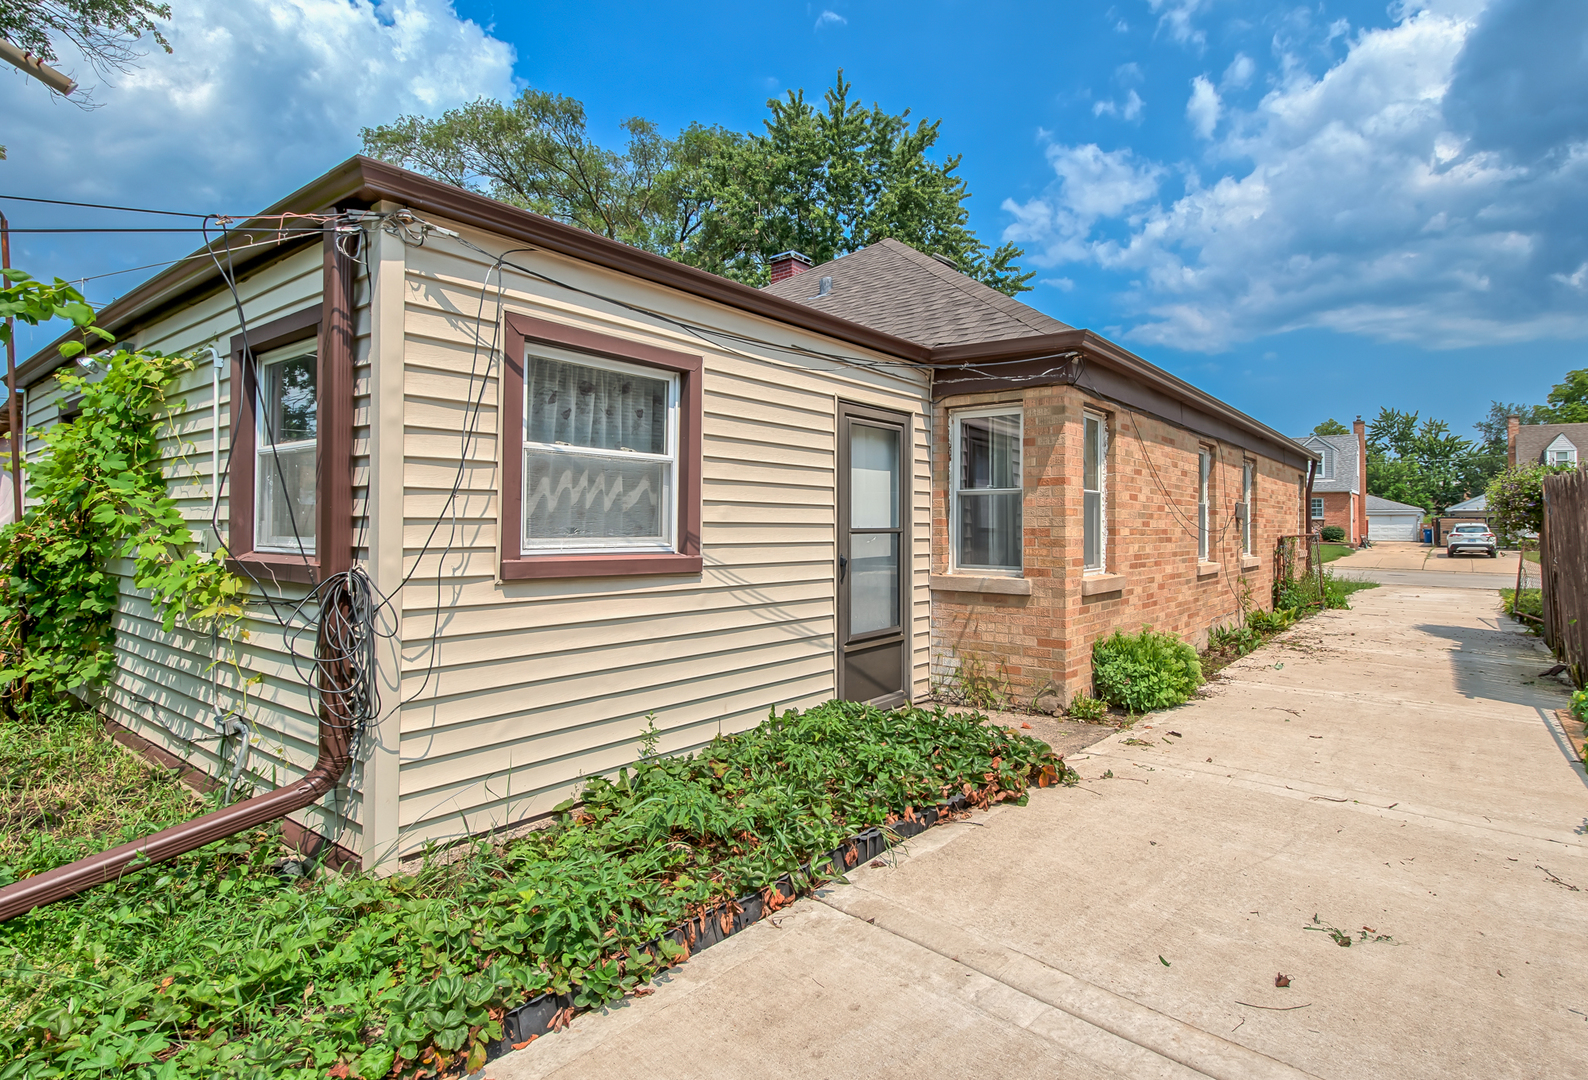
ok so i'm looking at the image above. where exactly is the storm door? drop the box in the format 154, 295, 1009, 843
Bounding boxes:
836, 403, 910, 707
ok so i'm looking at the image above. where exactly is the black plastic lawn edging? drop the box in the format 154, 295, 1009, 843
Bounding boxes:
481, 794, 973, 1060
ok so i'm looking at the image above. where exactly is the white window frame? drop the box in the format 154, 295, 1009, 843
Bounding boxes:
1083, 410, 1107, 573
949, 406, 1023, 575
521, 348, 680, 554
254, 340, 317, 556
1241, 459, 1255, 555
1311, 497, 1325, 520
1197, 448, 1212, 562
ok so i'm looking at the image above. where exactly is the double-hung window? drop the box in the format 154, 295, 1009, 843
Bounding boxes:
1311, 496, 1324, 520
1197, 448, 1212, 562
500, 312, 702, 581
1240, 460, 1255, 555
951, 409, 1022, 572
255, 341, 318, 555
1083, 412, 1106, 571
521, 348, 679, 552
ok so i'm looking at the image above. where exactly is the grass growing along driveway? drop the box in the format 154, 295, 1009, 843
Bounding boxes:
1316, 542, 1354, 563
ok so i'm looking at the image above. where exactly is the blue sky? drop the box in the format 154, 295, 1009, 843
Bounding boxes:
2, 0, 1585, 437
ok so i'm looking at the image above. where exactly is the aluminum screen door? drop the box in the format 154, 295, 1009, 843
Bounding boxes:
837, 403, 910, 707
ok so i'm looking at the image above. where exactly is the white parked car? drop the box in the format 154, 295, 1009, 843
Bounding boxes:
1447, 522, 1497, 558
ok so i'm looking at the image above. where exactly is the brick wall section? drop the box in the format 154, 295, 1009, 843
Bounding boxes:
1314, 492, 1358, 542
931, 384, 1306, 710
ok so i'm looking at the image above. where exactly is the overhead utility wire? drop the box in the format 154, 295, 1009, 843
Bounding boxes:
0, 193, 253, 217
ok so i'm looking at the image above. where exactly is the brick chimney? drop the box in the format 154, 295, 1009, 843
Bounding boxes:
1354, 415, 1368, 545
768, 251, 813, 284
1507, 413, 1520, 467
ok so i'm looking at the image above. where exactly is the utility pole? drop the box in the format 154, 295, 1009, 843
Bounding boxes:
1, 213, 23, 522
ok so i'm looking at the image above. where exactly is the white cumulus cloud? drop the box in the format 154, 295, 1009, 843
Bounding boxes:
0, 0, 516, 306
814, 10, 847, 30
1186, 75, 1221, 138
1002, 0, 1588, 352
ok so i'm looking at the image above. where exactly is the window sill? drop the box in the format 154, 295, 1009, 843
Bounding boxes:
1080, 572, 1126, 597
930, 573, 1032, 597
1240, 555, 1261, 571
227, 552, 318, 585
502, 552, 703, 581
1197, 561, 1221, 578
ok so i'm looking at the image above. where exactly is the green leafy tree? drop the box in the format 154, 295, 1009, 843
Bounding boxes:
1539, 368, 1588, 423
0, 0, 170, 71
362, 72, 1032, 295
1366, 407, 1498, 513
1474, 401, 1549, 452
1311, 418, 1349, 435
686, 72, 1032, 293
362, 90, 730, 257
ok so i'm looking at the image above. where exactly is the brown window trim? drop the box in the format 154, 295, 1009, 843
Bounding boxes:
501, 312, 703, 581
225, 227, 355, 586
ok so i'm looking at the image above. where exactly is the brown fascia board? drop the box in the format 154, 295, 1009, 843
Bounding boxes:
928, 330, 1319, 471
18, 156, 930, 389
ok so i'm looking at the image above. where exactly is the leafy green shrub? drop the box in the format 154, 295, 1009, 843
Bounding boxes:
1276, 567, 1373, 613
1092, 627, 1204, 714
1319, 524, 1347, 543
1499, 590, 1537, 625
1570, 689, 1587, 724
1245, 606, 1297, 634
0, 699, 1068, 1078
1207, 622, 1262, 658
1486, 463, 1575, 544
1065, 692, 1108, 721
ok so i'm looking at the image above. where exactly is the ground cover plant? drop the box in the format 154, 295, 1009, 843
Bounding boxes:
0, 698, 1068, 1079
1092, 627, 1204, 714
1317, 543, 1354, 564
0, 698, 199, 885
1500, 587, 1543, 632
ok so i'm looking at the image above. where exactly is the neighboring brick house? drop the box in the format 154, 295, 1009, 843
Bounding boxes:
1508, 417, 1588, 468
1295, 423, 1368, 544
764, 240, 1315, 711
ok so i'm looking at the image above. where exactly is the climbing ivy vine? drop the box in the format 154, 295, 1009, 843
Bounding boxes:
0, 271, 247, 698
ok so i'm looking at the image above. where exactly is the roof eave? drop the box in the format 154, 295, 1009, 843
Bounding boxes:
925, 329, 1317, 462
18, 156, 932, 388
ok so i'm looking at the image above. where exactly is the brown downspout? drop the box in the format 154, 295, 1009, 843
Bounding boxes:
1353, 415, 1368, 545
0, 224, 363, 922
0, 584, 357, 921
1, 213, 23, 523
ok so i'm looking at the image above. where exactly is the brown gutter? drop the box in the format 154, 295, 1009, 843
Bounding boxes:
0, 581, 357, 921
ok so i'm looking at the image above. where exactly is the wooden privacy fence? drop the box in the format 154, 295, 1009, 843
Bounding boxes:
1539, 469, 1588, 684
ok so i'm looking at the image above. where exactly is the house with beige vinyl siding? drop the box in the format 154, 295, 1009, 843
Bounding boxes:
15, 156, 934, 868
16, 157, 1314, 870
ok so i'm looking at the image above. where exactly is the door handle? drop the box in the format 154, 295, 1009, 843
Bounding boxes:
838, 554, 848, 582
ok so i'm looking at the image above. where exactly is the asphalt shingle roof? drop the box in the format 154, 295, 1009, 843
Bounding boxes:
759, 239, 1071, 347
1366, 495, 1424, 512
1515, 422, 1588, 465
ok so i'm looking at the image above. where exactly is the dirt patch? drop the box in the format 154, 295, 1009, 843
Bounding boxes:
932, 702, 1117, 759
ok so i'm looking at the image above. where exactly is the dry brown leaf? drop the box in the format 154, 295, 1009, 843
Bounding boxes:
1275, 973, 1291, 987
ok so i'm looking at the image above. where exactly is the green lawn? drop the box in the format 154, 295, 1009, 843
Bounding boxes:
1317, 543, 1355, 563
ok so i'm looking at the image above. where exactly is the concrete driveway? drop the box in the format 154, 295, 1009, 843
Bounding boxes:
1330, 542, 1521, 590
489, 585, 1585, 1080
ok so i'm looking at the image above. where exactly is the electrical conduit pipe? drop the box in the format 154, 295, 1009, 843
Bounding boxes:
0, 582, 359, 922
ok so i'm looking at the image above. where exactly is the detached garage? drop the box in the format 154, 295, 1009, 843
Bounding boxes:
1366, 495, 1424, 542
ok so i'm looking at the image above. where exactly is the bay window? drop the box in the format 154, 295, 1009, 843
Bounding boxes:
951, 408, 1022, 572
